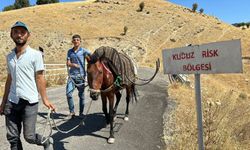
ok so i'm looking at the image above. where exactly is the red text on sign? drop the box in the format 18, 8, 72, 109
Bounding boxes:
183, 62, 212, 71
202, 49, 219, 58
172, 52, 195, 60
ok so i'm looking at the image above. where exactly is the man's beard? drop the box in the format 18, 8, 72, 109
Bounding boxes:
14, 39, 27, 46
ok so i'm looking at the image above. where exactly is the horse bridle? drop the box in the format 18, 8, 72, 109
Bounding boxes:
88, 84, 114, 93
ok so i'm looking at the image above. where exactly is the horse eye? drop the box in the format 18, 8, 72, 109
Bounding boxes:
99, 71, 103, 74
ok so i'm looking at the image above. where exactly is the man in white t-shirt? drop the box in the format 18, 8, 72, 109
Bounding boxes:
0, 21, 55, 150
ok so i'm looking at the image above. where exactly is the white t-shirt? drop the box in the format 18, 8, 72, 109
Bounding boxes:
7, 46, 44, 104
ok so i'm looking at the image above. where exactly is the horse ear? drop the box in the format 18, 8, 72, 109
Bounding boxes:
86, 55, 91, 62
39, 46, 44, 53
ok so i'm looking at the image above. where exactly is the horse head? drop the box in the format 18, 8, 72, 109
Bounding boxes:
87, 55, 104, 100
87, 54, 115, 101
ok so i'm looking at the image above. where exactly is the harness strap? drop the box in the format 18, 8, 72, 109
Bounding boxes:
101, 62, 112, 74
101, 60, 122, 88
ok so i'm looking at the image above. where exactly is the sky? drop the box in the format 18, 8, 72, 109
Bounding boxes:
0, 0, 249, 24
168, 0, 250, 24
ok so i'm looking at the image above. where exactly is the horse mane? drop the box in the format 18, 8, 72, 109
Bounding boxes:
89, 53, 99, 64
89, 46, 111, 64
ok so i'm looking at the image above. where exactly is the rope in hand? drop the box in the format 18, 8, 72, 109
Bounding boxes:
41, 108, 53, 144
41, 99, 93, 143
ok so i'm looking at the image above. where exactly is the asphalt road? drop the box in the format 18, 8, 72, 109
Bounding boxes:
0, 67, 169, 150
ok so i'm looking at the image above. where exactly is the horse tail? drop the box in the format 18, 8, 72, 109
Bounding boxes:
131, 84, 138, 103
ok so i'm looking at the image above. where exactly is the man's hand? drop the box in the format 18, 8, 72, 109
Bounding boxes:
73, 63, 79, 68
66, 60, 79, 68
0, 74, 11, 116
43, 100, 55, 112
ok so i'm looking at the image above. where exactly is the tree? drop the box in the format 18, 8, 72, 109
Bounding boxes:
14, 0, 30, 9
232, 22, 250, 28
36, 0, 59, 5
192, 3, 198, 12
199, 8, 204, 14
50, 0, 59, 3
36, 0, 46, 4
3, 5, 16, 11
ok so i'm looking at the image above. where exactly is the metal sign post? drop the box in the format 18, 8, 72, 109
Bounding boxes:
162, 39, 242, 150
195, 74, 204, 150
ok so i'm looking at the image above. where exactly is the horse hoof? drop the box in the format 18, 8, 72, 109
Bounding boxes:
124, 116, 129, 121
108, 138, 115, 144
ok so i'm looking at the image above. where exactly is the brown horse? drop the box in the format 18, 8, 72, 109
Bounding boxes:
87, 54, 137, 144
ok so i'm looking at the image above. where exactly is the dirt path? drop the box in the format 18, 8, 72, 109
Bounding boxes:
0, 67, 170, 150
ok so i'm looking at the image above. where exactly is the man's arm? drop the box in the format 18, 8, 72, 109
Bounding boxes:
0, 74, 12, 115
36, 70, 55, 111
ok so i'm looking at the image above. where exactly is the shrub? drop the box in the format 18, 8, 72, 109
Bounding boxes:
199, 8, 204, 14
138, 2, 145, 12
239, 92, 247, 99
123, 26, 128, 35
192, 3, 198, 12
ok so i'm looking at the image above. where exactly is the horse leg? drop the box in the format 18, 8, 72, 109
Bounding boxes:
101, 95, 109, 125
124, 86, 131, 121
132, 84, 138, 102
113, 91, 122, 120
107, 94, 115, 144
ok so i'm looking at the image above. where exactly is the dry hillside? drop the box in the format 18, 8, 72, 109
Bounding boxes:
0, 0, 250, 64
1, 0, 250, 149
0, 0, 250, 83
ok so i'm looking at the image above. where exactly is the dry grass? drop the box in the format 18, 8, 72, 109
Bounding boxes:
167, 83, 197, 149
168, 73, 250, 149
46, 74, 67, 87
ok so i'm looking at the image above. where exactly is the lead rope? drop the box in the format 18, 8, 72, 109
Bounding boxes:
66, 66, 88, 88
41, 99, 93, 142
41, 109, 53, 144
